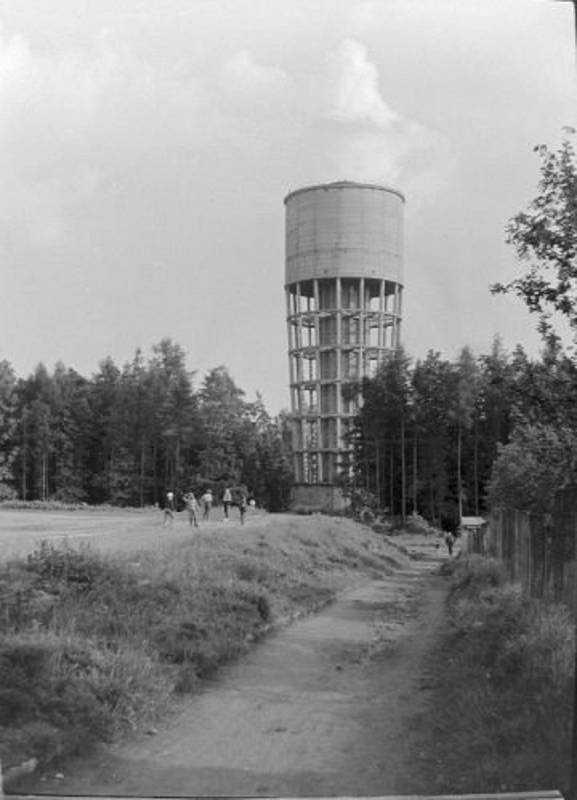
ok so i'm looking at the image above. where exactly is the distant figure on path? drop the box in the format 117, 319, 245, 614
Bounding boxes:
164, 491, 175, 527
201, 489, 213, 521
239, 495, 247, 525
223, 488, 232, 520
184, 491, 199, 528
445, 531, 455, 556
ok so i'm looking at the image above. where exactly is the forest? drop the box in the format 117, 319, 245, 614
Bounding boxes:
344, 339, 577, 528
0, 340, 293, 510
0, 338, 577, 527
4, 335, 576, 526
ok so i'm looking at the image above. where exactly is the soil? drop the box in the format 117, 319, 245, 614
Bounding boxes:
14, 536, 451, 798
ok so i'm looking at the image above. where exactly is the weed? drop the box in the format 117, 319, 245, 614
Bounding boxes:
26, 540, 121, 592
236, 560, 270, 583
449, 554, 506, 596
410, 554, 573, 795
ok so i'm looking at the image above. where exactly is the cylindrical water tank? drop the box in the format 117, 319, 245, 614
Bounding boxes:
284, 180, 405, 508
285, 181, 404, 285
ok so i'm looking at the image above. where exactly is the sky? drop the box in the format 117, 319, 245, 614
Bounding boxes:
0, 0, 575, 414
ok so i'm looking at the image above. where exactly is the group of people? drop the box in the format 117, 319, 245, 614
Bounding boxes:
163, 488, 248, 527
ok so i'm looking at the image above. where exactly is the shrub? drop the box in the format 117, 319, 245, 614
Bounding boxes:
404, 512, 438, 535
26, 541, 118, 592
449, 555, 506, 597
494, 601, 574, 689
236, 560, 271, 583
0, 568, 56, 633
0, 641, 54, 690
0, 483, 17, 501
0, 632, 170, 763
0, 688, 36, 725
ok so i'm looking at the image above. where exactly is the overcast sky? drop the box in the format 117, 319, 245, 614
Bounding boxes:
0, 0, 575, 413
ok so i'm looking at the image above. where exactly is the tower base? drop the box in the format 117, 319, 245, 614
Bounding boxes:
290, 484, 349, 514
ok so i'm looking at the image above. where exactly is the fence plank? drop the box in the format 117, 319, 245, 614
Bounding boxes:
463, 503, 577, 617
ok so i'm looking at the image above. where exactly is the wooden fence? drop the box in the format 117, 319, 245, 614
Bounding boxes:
463, 487, 577, 616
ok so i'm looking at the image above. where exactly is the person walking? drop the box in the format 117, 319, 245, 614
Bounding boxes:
184, 491, 199, 528
239, 494, 247, 525
222, 487, 232, 520
445, 531, 455, 556
201, 489, 213, 521
164, 490, 175, 527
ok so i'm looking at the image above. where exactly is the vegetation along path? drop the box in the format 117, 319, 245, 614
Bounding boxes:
16, 534, 448, 797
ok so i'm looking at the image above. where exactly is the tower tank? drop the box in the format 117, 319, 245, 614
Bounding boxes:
284, 180, 405, 510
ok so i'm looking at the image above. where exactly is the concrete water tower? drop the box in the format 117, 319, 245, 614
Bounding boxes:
284, 181, 405, 511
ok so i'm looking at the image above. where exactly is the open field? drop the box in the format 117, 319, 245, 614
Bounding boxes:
0, 505, 260, 562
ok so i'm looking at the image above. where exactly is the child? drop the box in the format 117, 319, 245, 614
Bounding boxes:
201, 489, 213, 521
223, 487, 232, 520
239, 495, 247, 525
184, 491, 199, 528
164, 490, 175, 527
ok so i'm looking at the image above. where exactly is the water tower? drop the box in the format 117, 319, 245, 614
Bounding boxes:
284, 181, 405, 511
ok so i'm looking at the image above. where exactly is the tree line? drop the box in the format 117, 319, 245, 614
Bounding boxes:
0, 339, 293, 510
343, 338, 577, 528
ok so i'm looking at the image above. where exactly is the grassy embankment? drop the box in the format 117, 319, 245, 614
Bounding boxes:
0, 514, 406, 777
409, 554, 574, 795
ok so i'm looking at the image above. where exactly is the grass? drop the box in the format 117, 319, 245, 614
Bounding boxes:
408, 554, 574, 795
0, 513, 406, 775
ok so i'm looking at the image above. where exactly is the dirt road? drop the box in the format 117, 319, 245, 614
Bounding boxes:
18, 541, 448, 797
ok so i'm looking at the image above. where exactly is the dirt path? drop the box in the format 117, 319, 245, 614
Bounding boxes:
17, 543, 449, 798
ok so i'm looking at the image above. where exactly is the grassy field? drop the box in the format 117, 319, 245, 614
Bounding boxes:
0, 504, 248, 562
0, 509, 410, 777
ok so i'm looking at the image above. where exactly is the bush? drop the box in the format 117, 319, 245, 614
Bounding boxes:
26, 541, 120, 592
0, 567, 55, 633
0, 688, 36, 724
0, 633, 170, 759
404, 512, 438, 535
449, 555, 506, 597
0, 483, 17, 501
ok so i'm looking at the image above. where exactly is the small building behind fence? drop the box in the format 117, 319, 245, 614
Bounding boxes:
459, 515, 488, 536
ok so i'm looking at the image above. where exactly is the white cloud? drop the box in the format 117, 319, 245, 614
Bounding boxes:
325, 38, 397, 127
310, 38, 454, 204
